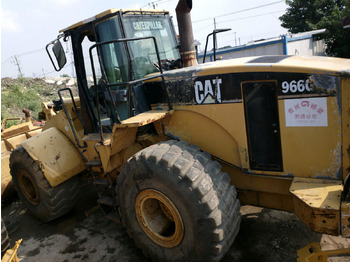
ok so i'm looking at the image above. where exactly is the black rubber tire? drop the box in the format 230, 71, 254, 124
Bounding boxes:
1, 219, 10, 257
117, 140, 241, 262
10, 146, 80, 222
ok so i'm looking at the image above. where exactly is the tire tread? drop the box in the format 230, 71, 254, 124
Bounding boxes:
10, 146, 80, 222
117, 140, 241, 262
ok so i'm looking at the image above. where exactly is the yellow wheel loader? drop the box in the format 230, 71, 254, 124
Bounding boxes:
9, 0, 350, 261
1, 109, 44, 198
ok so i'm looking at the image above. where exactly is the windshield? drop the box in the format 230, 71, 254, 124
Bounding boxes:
122, 15, 180, 63
88, 13, 179, 124
94, 13, 180, 82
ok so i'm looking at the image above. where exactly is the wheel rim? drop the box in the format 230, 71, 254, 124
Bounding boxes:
18, 169, 40, 205
135, 189, 184, 248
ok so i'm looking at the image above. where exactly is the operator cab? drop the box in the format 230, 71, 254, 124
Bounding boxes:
47, 9, 180, 133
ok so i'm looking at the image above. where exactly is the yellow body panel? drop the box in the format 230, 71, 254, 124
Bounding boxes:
1, 144, 11, 195
43, 99, 85, 148
164, 95, 342, 179
164, 104, 246, 168
279, 97, 342, 179
222, 164, 294, 211
21, 127, 86, 187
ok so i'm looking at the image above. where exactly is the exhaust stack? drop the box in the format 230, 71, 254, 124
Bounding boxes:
176, 0, 198, 67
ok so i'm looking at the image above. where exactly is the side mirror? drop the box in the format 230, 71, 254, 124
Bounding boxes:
46, 37, 67, 71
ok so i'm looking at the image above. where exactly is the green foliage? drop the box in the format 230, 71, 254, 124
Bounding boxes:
279, 0, 350, 58
60, 74, 70, 78
1, 78, 57, 128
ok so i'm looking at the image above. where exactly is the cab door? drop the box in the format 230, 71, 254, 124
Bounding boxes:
242, 81, 283, 171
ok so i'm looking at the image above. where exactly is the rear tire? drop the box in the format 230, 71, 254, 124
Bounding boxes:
10, 146, 80, 222
117, 140, 241, 262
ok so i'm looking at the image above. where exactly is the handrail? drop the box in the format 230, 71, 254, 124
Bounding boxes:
203, 28, 231, 63
58, 88, 87, 148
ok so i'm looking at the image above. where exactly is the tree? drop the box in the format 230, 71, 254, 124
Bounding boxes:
279, 0, 350, 58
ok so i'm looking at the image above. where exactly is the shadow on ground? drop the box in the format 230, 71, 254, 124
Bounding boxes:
2, 183, 350, 262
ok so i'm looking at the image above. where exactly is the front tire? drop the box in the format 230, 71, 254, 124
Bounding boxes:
10, 146, 80, 222
117, 140, 241, 262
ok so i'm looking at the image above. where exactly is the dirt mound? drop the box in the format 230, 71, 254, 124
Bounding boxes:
1, 77, 78, 125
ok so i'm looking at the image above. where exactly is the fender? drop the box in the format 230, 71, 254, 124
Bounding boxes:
163, 107, 243, 167
21, 127, 86, 187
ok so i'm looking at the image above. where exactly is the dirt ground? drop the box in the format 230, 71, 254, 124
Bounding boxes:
2, 182, 350, 262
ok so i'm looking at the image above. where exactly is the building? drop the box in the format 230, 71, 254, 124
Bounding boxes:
198, 29, 328, 63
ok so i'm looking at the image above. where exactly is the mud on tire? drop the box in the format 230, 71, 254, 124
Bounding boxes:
117, 140, 241, 262
10, 146, 80, 222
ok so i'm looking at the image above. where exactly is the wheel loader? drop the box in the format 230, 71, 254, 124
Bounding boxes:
9, 0, 350, 261
1, 108, 46, 198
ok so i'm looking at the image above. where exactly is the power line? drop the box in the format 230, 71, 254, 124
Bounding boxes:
193, 10, 285, 37
1, 57, 13, 65
194, 9, 286, 45
2, 47, 46, 66
217, 10, 285, 24
154, 0, 176, 7
192, 1, 285, 24
142, 0, 175, 9
16, 48, 45, 57
35, 62, 74, 77
193, 22, 216, 32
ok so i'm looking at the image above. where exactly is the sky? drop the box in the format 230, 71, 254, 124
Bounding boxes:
1, 0, 288, 78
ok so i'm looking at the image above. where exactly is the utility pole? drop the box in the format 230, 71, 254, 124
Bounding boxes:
234, 32, 237, 46
14, 55, 23, 78
148, 0, 161, 9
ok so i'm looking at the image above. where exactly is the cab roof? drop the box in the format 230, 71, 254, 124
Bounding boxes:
60, 9, 170, 33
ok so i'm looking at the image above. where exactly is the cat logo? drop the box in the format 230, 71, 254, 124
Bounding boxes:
194, 77, 222, 104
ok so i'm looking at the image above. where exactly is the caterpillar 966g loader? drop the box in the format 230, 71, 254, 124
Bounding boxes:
9, 0, 350, 261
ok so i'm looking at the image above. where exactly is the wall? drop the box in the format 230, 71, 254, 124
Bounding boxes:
198, 33, 327, 63
287, 38, 326, 56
